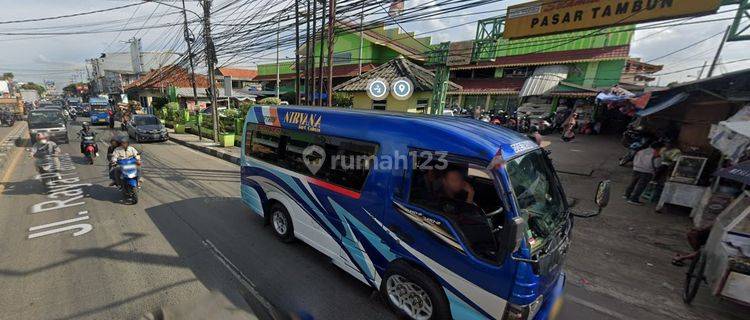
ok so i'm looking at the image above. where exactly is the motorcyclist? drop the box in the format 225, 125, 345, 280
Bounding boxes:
30, 132, 60, 163
78, 123, 98, 156
109, 136, 141, 187
61, 108, 70, 123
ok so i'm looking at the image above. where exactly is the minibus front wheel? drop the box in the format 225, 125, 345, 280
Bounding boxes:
381, 262, 450, 320
269, 203, 294, 243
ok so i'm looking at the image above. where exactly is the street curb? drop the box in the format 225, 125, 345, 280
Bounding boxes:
168, 135, 241, 165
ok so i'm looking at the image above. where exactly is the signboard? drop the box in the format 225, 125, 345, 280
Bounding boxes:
446, 41, 473, 66
504, 0, 722, 39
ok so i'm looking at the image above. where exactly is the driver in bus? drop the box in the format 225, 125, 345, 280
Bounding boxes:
440, 167, 475, 205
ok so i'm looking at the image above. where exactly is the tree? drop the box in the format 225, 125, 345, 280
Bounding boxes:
2, 72, 13, 81
332, 92, 353, 108
20, 82, 46, 96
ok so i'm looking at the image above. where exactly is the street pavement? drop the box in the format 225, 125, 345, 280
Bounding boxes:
0, 121, 745, 320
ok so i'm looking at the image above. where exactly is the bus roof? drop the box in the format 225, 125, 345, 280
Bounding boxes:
246, 105, 538, 161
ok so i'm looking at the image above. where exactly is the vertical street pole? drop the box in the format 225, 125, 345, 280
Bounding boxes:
358, 1, 365, 75
326, 0, 336, 107
305, 0, 311, 106
294, 0, 301, 105
275, 18, 280, 99
182, 0, 201, 140
317, 0, 326, 106
311, 0, 318, 106
708, 25, 731, 78
203, 0, 219, 143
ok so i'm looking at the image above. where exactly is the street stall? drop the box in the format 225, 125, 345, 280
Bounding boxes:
632, 69, 750, 211
683, 187, 750, 306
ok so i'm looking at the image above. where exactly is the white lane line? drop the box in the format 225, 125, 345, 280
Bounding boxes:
565, 295, 629, 320
202, 239, 282, 320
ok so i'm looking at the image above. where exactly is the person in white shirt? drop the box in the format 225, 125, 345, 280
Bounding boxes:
624, 141, 663, 205
109, 136, 141, 187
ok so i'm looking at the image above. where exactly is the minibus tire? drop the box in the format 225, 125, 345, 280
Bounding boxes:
381, 263, 450, 320
269, 203, 294, 243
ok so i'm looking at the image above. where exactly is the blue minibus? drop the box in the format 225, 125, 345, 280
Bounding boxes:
88, 97, 110, 125
240, 106, 610, 320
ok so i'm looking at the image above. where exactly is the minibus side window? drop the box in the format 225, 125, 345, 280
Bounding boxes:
246, 124, 377, 192
408, 156, 501, 261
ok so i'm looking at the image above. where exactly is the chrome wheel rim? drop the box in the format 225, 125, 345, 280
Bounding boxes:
386, 275, 433, 320
272, 211, 288, 235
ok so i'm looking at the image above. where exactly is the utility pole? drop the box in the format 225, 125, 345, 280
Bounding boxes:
294, 0, 301, 104
310, 0, 318, 106
182, 0, 202, 140
317, 0, 327, 106
202, 0, 219, 143
358, 1, 365, 75
275, 18, 280, 99
708, 25, 731, 78
305, 0, 312, 106
326, 0, 336, 107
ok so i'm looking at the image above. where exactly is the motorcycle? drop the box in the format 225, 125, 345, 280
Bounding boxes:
81, 134, 97, 164
618, 127, 654, 166
0, 114, 15, 127
117, 157, 140, 204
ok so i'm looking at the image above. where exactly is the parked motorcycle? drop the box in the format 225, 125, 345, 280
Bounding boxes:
81, 134, 97, 164
618, 126, 653, 166
0, 114, 15, 126
117, 157, 140, 204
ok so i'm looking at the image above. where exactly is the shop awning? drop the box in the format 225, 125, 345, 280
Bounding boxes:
636, 92, 689, 117
519, 65, 569, 97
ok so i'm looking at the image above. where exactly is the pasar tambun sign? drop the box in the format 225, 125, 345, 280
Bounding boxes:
503, 0, 722, 39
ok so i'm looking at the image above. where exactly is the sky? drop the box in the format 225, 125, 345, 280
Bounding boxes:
0, 0, 748, 89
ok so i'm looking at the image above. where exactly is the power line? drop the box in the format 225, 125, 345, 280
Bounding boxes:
0, 3, 144, 25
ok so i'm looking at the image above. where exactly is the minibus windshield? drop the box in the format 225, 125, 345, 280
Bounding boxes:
506, 149, 566, 250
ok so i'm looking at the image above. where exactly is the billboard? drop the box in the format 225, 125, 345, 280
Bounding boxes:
504, 0, 722, 39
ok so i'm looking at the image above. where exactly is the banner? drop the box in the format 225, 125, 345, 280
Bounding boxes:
504, 0, 722, 39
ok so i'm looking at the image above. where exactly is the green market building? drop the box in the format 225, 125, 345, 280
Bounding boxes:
255, 20, 661, 114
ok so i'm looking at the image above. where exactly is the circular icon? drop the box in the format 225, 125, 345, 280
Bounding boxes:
391, 77, 413, 101
367, 78, 389, 101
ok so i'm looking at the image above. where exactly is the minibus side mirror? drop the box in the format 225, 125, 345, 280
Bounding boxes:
571, 180, 610, 218
500, 216, 527, 255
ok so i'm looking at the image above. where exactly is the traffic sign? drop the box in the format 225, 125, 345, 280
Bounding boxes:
367, 78, 389, 101
391, 77, 413, 101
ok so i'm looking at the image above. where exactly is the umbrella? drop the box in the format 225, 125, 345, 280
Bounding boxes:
714, 161, 750, 185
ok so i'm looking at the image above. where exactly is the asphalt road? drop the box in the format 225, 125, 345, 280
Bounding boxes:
0, 120, 657, 320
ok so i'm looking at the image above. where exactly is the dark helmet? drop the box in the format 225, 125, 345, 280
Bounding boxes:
116, 135, 129, 144
82, 122, 90, 130
530, 125, 540, 133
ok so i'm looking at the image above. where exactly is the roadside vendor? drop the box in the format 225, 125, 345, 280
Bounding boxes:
656, 140, 682, 181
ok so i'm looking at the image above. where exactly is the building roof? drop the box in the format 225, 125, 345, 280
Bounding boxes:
298, 20, 431, 61
448, 45, 630, 71
124, 65, 209, 91
217, 67, 257, 80
334, 57, 461, 92
447, 78, 525, 95
254, 63, 376, 81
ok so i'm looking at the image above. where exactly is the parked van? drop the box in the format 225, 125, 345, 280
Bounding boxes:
240, 106, 610, 320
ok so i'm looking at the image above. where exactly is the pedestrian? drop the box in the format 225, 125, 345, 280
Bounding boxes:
624, 141, 664, 205
561, 113, 578, 142
529, 125, 543, 146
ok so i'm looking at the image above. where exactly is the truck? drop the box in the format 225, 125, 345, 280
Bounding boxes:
0, 96, 24, 120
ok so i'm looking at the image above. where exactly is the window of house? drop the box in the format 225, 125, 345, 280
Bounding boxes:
372, 101, 387, 110
504, 67, 531, 78
415, 99, 429, 114
333, 52, 352, 65
408, 154, 502, 261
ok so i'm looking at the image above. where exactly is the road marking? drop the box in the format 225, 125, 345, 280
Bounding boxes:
566, 294, 629, 320
0, 126, 27, 194
203, 239, 282, 320
29, 215, 89, 231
